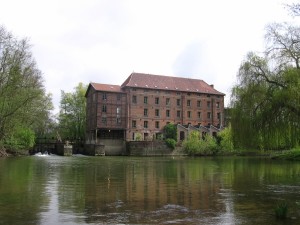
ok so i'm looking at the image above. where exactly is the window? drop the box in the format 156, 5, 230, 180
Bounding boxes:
117, 94, 121, 101
207, 101, 211, 108
144, 121, 148, 128
166, 98, 170, 106
155, 97, 159, 104
155, 121, 159, 129
117, 107, 121, 114
102, 93, 107, 100
144, 108, 148, 116
216, 102, 220, 108
197, 100, 201, 107
207, 112, 211, 119
166, 110, 170, 117
102, 117, 107, 124
198, 112, 201, 119
187, 100, 191, 107
132, 120, 136, 128
217, 112, 221, 120
102, 105, 107, 113
187, 111, 191, 118
177, 110, 181, 118
116, 118, 121, 124
177, 99, 181, 106
155, 109, 160, 117
144, 96, 148, 104
132, 95, 137, 103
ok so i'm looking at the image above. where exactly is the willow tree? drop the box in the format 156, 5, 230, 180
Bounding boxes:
0, 26, 53, 150
231, 23, 300, 150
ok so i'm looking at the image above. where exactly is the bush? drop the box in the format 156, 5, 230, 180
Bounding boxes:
217, 125, 234, 153
134, 133, 142, 141
165, 138, 176, 149
164, 123, 177, 141
5, 127, 35, 150
183, 131, 218, 155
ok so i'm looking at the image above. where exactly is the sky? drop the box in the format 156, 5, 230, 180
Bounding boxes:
0, 0, 299, 114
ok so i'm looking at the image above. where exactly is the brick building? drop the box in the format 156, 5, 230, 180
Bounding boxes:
85, 72, 225, 144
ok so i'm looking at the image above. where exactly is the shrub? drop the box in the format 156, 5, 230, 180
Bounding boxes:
183, 131, 218, 155
164, 123, 177, 141
5, 127, 35, 150
217, 125, 234, 153
165, 138, 176, 149
134, 133, 143, 141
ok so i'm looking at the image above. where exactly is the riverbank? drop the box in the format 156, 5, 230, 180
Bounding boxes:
270, 148, 300, 161
2, 145, 300, 160
0, 148, 30, 157
0, 148, 9, 157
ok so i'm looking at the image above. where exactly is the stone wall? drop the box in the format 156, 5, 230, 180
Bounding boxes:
56, 143, 73, 156
84, 139, 126, 156
84, 144, 105, 156
127, 141, 174, 156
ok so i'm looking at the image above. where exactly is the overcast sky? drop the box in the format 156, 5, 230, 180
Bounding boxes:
1, 0, 299, 113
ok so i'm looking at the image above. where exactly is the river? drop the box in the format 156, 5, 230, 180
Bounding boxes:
0, 155, 299, 224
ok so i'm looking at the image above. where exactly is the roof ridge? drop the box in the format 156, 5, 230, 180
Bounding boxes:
92, 82, 120, 87
131, 72, 205, 82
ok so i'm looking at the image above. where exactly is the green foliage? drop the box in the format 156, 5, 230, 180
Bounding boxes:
156, 133, 163, 140
0, 26, 53, 150
275, 202, 288, 219
5, 127, 35, 150
164, 123, 177, 141
217, 125, 234, 152
271, 148, 300, 161
183, 131, 200, 155
165, 138, 176, 149
134, 133, 142, 141
58, 82, 87, 140
230, 23, 300, 150
183, 131, 218, 155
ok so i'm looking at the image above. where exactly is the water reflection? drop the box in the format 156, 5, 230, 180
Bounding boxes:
0, 156, 300, 224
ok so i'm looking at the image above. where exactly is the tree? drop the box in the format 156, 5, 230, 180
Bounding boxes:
0, 26, 53, 150
164, 123, 177, 141
58, 82, 87, 141
230, 23, 300, 150
286, 3, 300, 16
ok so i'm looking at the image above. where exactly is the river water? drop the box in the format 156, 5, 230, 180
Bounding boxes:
0, 155, 299, 225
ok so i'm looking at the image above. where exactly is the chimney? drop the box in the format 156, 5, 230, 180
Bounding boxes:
210, 84, 214, 88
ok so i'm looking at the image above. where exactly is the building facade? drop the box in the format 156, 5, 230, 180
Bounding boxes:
85, 73, 225, 143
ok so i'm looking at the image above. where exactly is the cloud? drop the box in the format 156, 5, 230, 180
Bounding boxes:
173, 41, 209, 78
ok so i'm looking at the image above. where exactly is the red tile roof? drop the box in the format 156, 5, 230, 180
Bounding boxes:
90, 83, 123, 93
121, 72, 225, 95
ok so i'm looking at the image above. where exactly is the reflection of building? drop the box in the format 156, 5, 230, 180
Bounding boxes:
85, 72, 225, 144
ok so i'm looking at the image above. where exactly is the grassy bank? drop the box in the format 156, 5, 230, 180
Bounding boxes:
271, 148, 300, 161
